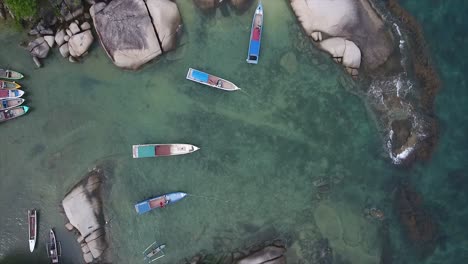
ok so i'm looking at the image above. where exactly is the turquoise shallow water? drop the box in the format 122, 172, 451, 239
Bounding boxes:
0, 0, 467, 263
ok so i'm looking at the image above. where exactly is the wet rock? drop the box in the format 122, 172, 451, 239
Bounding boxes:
59, 44, 70, 57
235, 246, 286, 264
65, 222, 74, 231
319, 37, 361, 70
390, 119, 412, 154
44, 35, 55, 48
32, 56, 42, 68
68, 30, 93, 57
312, 239, 333, 264
28, 37, 50, 59
55, 29, 66, 46
69, 22, 80, 34
69, 56, 77, 63
311, 31, 322, 42
80, 21, 91, 31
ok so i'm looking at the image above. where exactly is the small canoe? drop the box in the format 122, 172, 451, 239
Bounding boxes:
47, 229, 60, 263
0, 69, 24, 80
135, 192, 187, 215
132, 144, 199, 158
1, 98, 25, 110
0, 89, 24, 98
28, 209, 37, 253
0, 80, 21, 89
186, 68, 240, 91
143, 241, 166, 263
0, 106, 29, 122
246, 1, 264, 64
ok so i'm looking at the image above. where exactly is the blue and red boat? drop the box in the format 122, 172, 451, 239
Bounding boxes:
135, 192, 188, 215
246, 2, 263, 64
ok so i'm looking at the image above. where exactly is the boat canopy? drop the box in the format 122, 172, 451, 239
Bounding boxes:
191, 70, 209, 83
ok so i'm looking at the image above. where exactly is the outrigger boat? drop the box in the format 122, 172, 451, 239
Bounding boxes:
246, 1, 263, 64
46, 229, 60, 264
0, 89, 24, 99
1, 98, 25, 111
28, 209, 37, 252
0, 80, 21, 89
0, 69, 24, 80
186, 68, 240, 91
135, 192, 187, 215
143, 241, 166, 263
132, 144, 199, 158
0, 106, 29, 122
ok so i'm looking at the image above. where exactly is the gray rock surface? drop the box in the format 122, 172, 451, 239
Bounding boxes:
66, 28, 73, 37
55, 29, 66, 46
28, 37, 50, 59
59, 43, 70, 57
69, 22, 80, 34
80, 21, 91, 31
68, 30, 94, 57
235, 246, 286, 264
318, 37, 361, 69
146, 0, 181, 52
64, 35, 70, 42
44, 35, 55, 48
32, 56, 42, 68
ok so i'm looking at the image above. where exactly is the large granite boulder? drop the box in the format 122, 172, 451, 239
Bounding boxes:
28, 37, 50, 59
90, 0, 181, 70
290, 0, 394, 70
68, 30, 94, 57
319, 37, 361, 74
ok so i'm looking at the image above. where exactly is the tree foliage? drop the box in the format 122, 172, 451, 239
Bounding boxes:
5, 0, 38, 20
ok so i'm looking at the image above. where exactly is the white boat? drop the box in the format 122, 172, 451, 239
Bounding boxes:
28, 209, 37, 252
186, 68, 240, 91
47, 229, 60, 263
132, 144, 200, 158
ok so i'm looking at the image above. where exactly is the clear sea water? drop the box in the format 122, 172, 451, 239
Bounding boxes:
0, 0, 467, 263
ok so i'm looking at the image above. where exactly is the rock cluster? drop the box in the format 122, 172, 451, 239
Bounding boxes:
62, 168, 108, 263
90, 0, 181, 70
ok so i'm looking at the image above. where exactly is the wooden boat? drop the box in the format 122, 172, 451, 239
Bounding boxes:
0, 106, 29, 122
143, 241, 166, 263
28, 209, 37, 252
1, 98, 25, 111
135, 192, 187, 215
0, 80, 21, 89
46, 229, 60, 263
0, 69, 24, 80
186, 68, 240, 91
132, 144, 199, 158
0, 89, 24, 98
246, 1, 264, 64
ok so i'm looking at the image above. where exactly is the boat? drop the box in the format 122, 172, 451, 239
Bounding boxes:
143, 241, 166, 263
135, 192, 187, 215
0, 69, 24, 80
0, 106, 29, 122
132, 144, 199, 158
28, 209, 37, 253
0, 89, 24, 98
246, 1, 264, 64
46, 229, 60, 263
0, 80, 21, 89
1, 98, 25, 111
186, 68, 240, 91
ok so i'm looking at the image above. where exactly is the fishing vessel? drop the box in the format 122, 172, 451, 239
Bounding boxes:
1, 98, 25, 111
135, 192, 187, 215
0, 106, 29, 122
28, 209, 37, 252
246, 1, 264, 64
132, 144, 199, 158
0, 80, 21, 89
0, 69, 24, 80
143, 241, 166, 263
46, 229, 60, 263
186, 68, 240, 91
0, 89, 24, 98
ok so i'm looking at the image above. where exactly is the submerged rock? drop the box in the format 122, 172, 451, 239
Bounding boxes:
235, 246, 286, 264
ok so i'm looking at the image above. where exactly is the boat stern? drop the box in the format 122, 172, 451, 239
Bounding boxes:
23, 106, 30, 113
29, 240, 35, 252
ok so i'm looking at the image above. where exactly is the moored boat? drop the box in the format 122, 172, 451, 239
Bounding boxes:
0, 89, 24, 98
132, 144, 199, 158
0, 80, 21, 89
246, 1, 263, 64
28, 209, 37, 253
143, 241, 166, 263
47, 229, 60, 263
0, 106, 29, 122
0, 69, 24, 80
186, 68, 240, 91
1, 98, 25, 111
135, 192, 187, 215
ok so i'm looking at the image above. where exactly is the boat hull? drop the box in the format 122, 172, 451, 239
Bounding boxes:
0, 106, 29, 122
1, 98, 25, 111
0, 89, 24, 99
186, 68, 240, 91
28, 209, 37, 252
135, 192, 187, 215
47, 229, 59, 263
0, 80, 21, 89
132, 144, 199, 158
0, 69, 24, 80
246, 2, 263, 64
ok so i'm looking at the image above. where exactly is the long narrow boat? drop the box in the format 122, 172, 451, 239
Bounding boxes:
0, 69, 24, 80
246, 1, 264, 64
132, 144, 199, 158
135, 192, 187, 215
0, 89, 24, 99
1, 98, 25, 111
143, 241, 166, 263
28, 209, 37, 253
0, 80, 21, 89
0, 106, 29, 122
186, 68, 240, 91
47, 229, 59, 263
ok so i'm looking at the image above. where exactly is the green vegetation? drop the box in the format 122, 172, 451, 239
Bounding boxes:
4, 0, 38, 20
